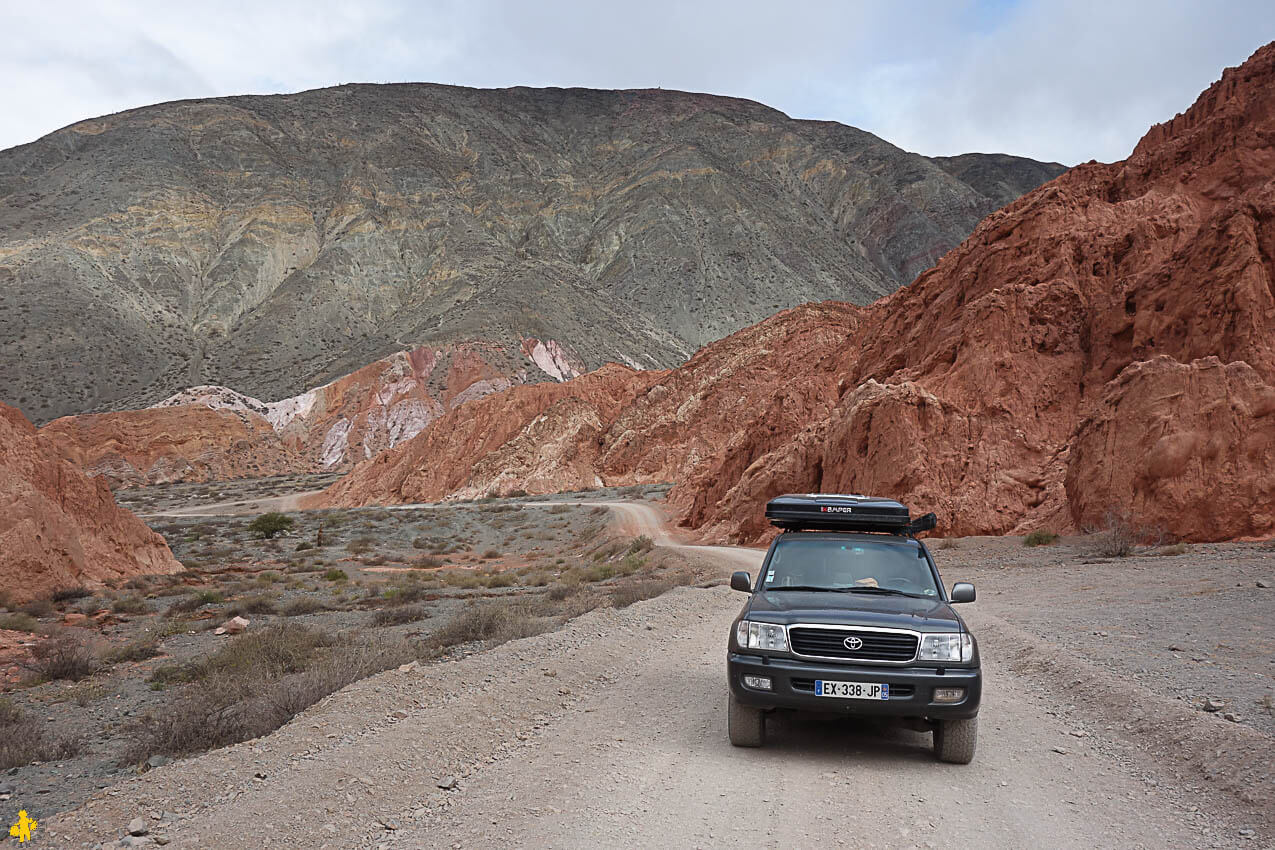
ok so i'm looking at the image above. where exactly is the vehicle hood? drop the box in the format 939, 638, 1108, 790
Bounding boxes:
745, 590, 965, 632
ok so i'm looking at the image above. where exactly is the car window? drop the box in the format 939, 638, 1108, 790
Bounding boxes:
763, 537, 939, 596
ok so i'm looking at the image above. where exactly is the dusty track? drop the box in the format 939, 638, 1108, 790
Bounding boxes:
49, 503, 1263, 848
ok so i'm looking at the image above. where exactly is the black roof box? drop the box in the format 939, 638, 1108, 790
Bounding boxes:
765, 493, 911, 533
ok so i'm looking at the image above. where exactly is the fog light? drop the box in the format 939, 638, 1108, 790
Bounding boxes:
933, 687, 966, 703
743, 675, 773, 691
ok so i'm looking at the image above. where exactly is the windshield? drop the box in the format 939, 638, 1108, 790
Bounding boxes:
762, 536, 940, 597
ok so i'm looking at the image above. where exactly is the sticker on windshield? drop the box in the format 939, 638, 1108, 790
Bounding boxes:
766, 570, 775, 582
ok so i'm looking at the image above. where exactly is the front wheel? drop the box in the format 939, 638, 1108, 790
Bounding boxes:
728, 692, 765, 747
934, 716, 977, 763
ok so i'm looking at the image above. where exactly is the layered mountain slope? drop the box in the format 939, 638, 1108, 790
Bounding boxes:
319, 43, 1275, 543
0, 403, 180, 603
0, 84, 1062, 423
41, 340, 543, 486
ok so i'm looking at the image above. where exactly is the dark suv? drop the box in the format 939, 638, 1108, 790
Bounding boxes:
726, 494, 980, 763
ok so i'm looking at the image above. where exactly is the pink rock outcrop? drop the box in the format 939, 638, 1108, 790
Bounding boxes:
0, 403, 181, 603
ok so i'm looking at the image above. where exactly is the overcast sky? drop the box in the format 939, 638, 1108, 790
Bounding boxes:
0, 1, 1268, 164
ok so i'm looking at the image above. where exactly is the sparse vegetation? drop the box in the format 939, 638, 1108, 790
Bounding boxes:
610, 578, 674, 608
101, 636, 162, 665
1088, 511, 1138, 558
0, 697, 81, 770
0, 612, 40, 633
23, 632, 98, 681
111, 594, 151, 614
430, 600, 546, 649
123, 625, 414, 763
51, 586, 92, 603
371, 605, 429, 626
1024, 530, 1060, 547
280, 598, 328, 617
248, 512, 295, 539
322, 568, 348, 583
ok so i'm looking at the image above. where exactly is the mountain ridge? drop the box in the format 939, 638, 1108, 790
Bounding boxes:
0, 82, 1062, 423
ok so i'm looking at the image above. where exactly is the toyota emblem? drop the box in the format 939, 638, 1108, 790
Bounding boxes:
843, 636, 864, 650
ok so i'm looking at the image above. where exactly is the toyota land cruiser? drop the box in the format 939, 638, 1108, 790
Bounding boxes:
726, 494, 981, 763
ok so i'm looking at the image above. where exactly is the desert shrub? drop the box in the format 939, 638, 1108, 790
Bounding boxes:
627, 535, 655, 555
430, 600, 546, 649
24, 632, 98, 681
123, 627, 414, 763
507, 489, 529, 498
256, 571, 283, 584
112, 595, 151, 614
51, 586, 92, 603
237, 594, 278, 615
482, 549, 502, 560
546, 583, 577, 601
101, 636, 162, 665
0, 697, 81, 769
412, 554, 445, 569
345, 537, 376, 555
280, 598, 327, 617
1088, 511, 1138, 558
165, 590, 222, 616
548, 504, 571, 515
18, 598, 55, 619
610, 579, 674, 609
249, 512, 294, 539
412, 536, 431, 549
935, 537, 959, 550
371, 605, 428, 626
0, 613, 40, 633
322, 568, 348, 583
381, 586, 428, 605
482, 571, 516, 589
439, 570, 482, 589
1024, 530, 1059, 547
1156, 543, 1188, 556
295, 541, 314, 552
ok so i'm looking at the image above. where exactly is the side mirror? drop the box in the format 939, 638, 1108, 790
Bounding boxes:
908, 512, 938, 535
950, 582, 976, 603
730, 571, 753, 592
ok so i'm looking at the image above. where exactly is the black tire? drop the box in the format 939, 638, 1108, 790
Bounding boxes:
934, 716, 977, 764
728, 693, 765, 747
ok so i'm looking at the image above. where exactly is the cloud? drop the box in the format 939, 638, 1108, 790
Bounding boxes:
0, 0, 1267, 164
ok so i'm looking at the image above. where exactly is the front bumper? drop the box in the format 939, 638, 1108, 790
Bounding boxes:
728, 652, 981, 719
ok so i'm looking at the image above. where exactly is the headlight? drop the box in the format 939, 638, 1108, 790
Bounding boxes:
734, 620, 789, 652
918, 632, 973, 663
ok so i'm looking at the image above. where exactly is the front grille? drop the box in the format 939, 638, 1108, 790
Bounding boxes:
792, 679, 914, 698
789, 628, 919, 662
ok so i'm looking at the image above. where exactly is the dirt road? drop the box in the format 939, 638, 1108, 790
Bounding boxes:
49, 504, 1265, 849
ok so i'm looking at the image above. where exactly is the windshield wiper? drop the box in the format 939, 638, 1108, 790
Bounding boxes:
844, 587, 927, 599
765, 585, 853, 593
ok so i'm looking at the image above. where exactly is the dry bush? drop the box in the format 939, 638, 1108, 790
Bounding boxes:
1087, 511, 1138, 558
236, 594, 279, 615
430, 600, 547, 649
412, 554, 446, 569
345, 537, 375, 555
123, 629, 415, 764
609, 579, 674, 608
935, 537, 959, 550
627, 535, 655, 555
0, 613, 40, 633
18, 598, 55, 619
1023, 530, 1059, 547
51, 586, 92, 603
24, 632, 98, 681
111, 595, 151, 614
0, 697, 81, 769
1156, 543, 1188, 556
101, 636, 161, 665
371, 605, 429, 626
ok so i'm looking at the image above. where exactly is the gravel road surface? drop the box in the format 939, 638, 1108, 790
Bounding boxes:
46, 504, 1268, 849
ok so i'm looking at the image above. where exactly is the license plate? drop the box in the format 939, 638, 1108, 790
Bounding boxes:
815, 680, 889, 700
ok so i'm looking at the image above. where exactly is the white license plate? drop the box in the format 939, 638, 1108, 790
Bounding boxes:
815, 680, 889, 700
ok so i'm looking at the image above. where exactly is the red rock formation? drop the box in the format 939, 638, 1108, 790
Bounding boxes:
41, 406, 305, 487
315, 364, 666, 506
317, 43, 1275, 544
0, 403, 181, 603
41, 340, 583, 487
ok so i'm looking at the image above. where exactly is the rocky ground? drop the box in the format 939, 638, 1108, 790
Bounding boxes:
0, 483, 683, 822
1, 488, 1271, 848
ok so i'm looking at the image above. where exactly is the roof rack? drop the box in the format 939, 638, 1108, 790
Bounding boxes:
765, 494, 935, 536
